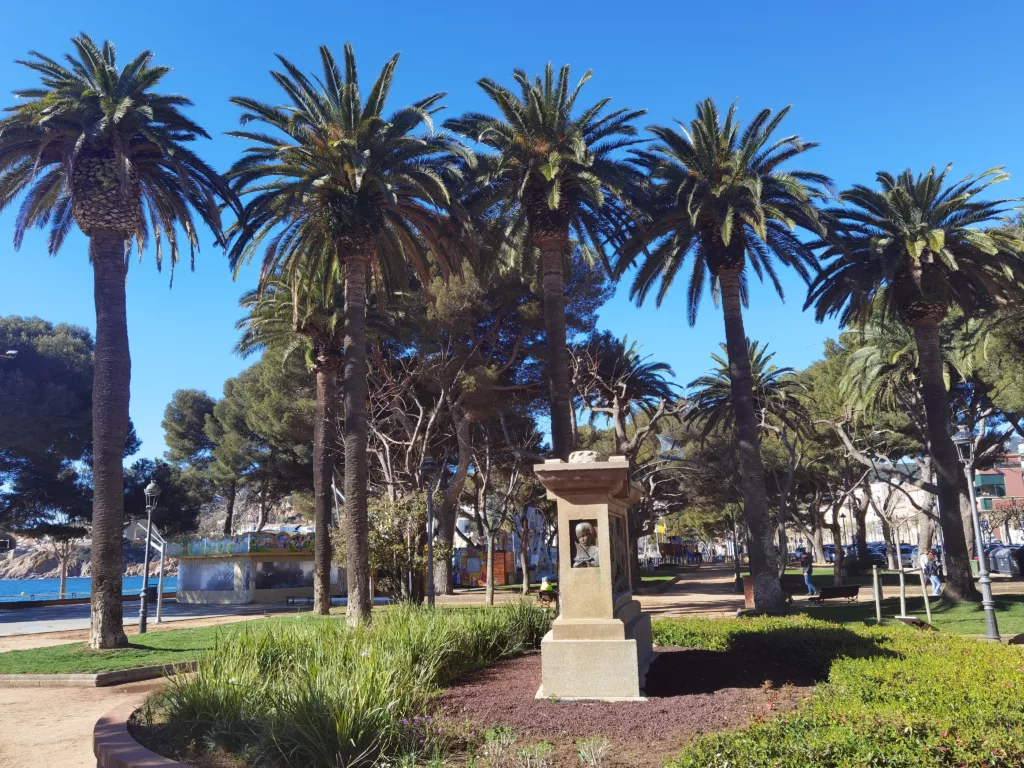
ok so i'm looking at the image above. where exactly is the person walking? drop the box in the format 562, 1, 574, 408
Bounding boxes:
800, 551, 818, 597
924, 549, 943, 597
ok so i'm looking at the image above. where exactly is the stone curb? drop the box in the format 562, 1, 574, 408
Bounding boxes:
0, 661, 196, 688
94, 694, 187, 768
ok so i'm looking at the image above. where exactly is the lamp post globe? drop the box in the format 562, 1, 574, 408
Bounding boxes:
138, 480, 161, 634
951, 428, 1000, 641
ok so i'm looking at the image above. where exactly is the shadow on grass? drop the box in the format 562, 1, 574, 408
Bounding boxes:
648, 625, 895, 696
645, 648, 815, 696
792, 593, 1024, 634
69, 642, 209, 654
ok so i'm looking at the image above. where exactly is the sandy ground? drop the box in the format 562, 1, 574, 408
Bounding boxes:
0, 681, 161, 768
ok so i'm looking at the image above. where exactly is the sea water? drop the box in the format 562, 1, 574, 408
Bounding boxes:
0, 576, 178, 602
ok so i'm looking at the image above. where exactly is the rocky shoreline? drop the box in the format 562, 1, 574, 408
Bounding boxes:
0, 541, 177, 580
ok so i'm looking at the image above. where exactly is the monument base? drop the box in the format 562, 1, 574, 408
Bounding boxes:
537, 611, 655, 701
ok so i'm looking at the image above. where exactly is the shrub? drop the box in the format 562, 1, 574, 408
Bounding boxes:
656, 616, 1024, 767
153, 602, 551, 767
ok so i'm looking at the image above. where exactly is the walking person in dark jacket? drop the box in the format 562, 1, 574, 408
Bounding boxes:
800, 552, 818, 596
924, 550, 943, 596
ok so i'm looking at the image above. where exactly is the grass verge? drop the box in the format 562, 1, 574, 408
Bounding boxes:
654, 615, 1024, 767
0, 624, 228, 674
794, 593, 1024, 635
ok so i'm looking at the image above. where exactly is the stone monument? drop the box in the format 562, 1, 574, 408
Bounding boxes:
534, 452, 654, 700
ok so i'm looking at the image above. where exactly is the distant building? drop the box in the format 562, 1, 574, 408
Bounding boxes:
975, 452, 1024, 544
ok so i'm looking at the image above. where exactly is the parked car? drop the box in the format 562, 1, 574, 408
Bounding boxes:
901, 547, 917, 569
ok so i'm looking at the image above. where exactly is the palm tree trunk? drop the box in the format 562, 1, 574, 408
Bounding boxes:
718, 269, 784, 613
313, 357, 338, 616
912, 319, 978, 601
88, 229, 131, 649
539, 237, 575, 459
343, 256, 372, 625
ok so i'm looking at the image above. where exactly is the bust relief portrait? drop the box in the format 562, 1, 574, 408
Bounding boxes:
572, 520, 599, 568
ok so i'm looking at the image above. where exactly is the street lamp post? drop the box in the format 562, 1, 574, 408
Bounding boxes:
1, 350, 17, 360
138, 480, 161, 634
952, 428, 1000, 642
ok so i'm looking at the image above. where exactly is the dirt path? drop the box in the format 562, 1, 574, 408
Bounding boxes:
0, 681, 161, 768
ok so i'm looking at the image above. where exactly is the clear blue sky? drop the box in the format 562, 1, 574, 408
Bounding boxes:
2, 1, 1022, 457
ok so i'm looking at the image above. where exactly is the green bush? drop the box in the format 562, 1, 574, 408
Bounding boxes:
656, 616, 1024, 767
152, 602, 551, 767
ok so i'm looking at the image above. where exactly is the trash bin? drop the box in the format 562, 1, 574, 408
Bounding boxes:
145, 585, 158, 603
1011, 547, 1024, 578
989, 548, 1006, 574
990, 548, 1019, 576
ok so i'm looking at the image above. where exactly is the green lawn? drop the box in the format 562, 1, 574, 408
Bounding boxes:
640, 573, 678, 583
0, 615, 329, 674
793, 593, 1024, 635
654, 615, 1024, 768
783, 566, 918, 588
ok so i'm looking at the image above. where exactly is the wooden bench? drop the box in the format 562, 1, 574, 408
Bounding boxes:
780, 574, 812, 603
537, 590, 559, 608
808, 585, 861, 604
286, 596, 315, 606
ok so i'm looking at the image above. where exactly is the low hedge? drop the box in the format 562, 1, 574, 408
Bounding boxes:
655, 616, 1024, 768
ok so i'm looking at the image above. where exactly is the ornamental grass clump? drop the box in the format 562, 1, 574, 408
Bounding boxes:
657, 616, 1024, 768
153, 602, 550, 767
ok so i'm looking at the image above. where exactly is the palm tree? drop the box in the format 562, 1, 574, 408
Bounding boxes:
445, 64, 645, 459
0, 35, 232, 648
616, 99, 829, 613
571, 331, 680, 449
806, 166, 1024, 600
687, 340, 807, 439
236, 262, 344, 615
227, 44, 467, 625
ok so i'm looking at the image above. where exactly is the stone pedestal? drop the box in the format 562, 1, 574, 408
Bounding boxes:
534, 453, 654, 701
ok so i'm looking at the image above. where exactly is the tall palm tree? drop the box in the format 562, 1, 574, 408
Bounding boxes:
0, 35, 232, 648
687, 340, 807, 439
445, 64, 645, 459
806, 166, 1024, 600
236, 262, 344, 615
227, 44, 467, 625
616, 99, 829, 613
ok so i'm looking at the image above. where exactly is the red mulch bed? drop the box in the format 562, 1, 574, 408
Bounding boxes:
436, 649, 813, 767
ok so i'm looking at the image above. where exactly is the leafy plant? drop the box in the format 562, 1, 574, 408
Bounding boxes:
153, 603, 551, 767
482, 727, 520, 768
576, 736, 611, 767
